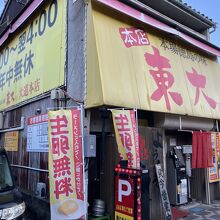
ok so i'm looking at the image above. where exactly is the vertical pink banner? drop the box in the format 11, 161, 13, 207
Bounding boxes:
130, 110, 140, 169
111, 109, 140, 169
48, 109, 86, 220
72, 109, 84, 200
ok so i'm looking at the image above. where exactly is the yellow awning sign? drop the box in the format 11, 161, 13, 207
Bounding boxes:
87, 2, 220, 119
144, 45, 184, 111
0, 0, 66, 110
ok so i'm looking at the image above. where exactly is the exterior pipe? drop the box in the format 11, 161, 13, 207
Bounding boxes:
0, 116, 25, 133
10, 164, 49, 173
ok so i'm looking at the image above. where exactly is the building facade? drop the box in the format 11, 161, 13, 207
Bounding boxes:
0, 0, 220, 219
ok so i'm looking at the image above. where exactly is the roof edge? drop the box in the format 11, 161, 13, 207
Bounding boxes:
169, 0, 216, 27
97, 0, 220, 57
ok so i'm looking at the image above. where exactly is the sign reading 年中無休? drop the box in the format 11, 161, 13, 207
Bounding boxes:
0, 0, 66, 110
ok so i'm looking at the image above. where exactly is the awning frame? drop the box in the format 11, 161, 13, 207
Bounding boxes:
97, 0, 220, 57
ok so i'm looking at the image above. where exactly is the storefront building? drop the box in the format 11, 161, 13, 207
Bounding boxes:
0, 0, 220, 219
86, 0, 220, 219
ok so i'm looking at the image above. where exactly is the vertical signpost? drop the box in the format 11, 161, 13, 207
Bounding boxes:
155, 164, 172, 220
115, 166, 148, 220
112, 109, 149, 220
115, 173, 135, 220
209, 132, 220, 182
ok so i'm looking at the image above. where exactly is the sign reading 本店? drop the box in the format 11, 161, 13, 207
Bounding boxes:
0, 0, 66, 110
27, 114, 48, 152
48, 109, 86, 220
87, 5, 220, 119
209, 133, 220, 183
4, 131, 19, 151
111, 109, 140, 169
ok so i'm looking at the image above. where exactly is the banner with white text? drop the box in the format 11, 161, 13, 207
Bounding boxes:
111, 109, 140, 169
209, 132, 220, 183
48, 109, 86, 220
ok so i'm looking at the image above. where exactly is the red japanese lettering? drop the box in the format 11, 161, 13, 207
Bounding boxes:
127, 152, 134, 167
52, 135, 69, 156
139, 134, 149, 161
53, 155, 71, 178
115, 114, 130, 132
34, 78, 40, 92
29, 82, 35, 94
119, 132, 132, 150
119, 27, 150, 48
186, 67, 217, 109
115, 114, 133, 150
6, 91, 15, 105
50, 115, 69, 135
54, 177, 73, 199
145, 46, 183, 110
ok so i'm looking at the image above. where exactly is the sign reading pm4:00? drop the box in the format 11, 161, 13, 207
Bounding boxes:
0, 0, 66, 110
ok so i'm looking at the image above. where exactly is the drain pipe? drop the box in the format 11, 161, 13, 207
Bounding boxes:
209, 23, 217, 34
0, 116, 25, 133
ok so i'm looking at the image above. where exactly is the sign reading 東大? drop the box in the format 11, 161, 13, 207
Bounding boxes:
0, 0, 66, 110
4, 131, 19, 151
87, 5, 220, 119
27, 114, 48, 152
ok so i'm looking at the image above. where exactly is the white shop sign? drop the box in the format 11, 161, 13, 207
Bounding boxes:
27, 114, 48, 152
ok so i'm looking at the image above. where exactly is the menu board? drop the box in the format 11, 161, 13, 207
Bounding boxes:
27, 114, 48, 152
4, 131, 19, 151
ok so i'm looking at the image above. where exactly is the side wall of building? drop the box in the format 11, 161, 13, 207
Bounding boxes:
0, 0, 86, 200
